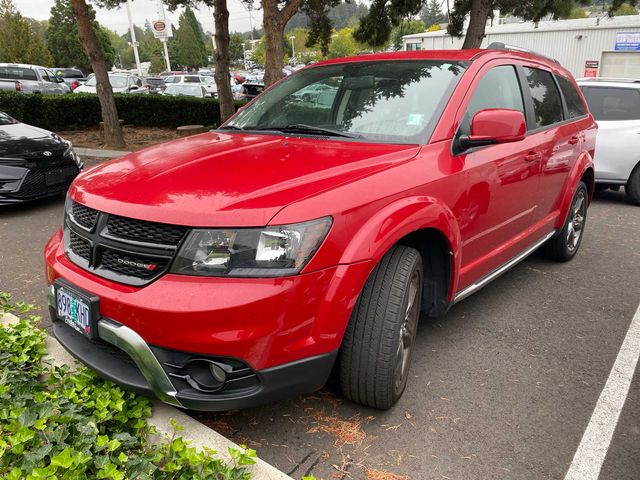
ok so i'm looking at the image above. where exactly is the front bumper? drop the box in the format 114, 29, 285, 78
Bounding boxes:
45, 228, 374, 409
49, 290, 337, 410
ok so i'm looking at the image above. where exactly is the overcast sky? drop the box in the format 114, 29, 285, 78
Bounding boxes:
14, 0, 264, 35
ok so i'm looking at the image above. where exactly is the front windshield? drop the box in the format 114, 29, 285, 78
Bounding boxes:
224, 60, 466, 144
85, 75, 128, 88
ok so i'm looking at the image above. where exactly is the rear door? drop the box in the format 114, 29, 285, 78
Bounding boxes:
518, 66, 585, 224
455, 63, 543, 286
580, 85, 640, 182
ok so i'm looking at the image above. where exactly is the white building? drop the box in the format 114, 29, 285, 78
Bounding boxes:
403, 15, 640, 78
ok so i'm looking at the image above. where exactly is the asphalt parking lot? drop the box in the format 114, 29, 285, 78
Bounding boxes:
0, 159, 638, 480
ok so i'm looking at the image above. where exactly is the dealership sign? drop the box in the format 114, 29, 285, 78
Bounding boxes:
614, 32, 640, 51
152, 20, 173, 39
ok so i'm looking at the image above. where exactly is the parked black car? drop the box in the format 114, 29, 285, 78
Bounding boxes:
145, 76, 167, 94
0, 112, 82, 204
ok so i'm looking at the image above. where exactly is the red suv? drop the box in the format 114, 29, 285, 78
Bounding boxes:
45, 47, 596, 411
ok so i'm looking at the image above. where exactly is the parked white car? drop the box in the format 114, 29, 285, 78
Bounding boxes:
577, 78, 640, 205
74, 73, 149, 94
163, 75, 217, 96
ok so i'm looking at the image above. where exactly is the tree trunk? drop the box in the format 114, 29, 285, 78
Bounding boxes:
262, 0, 301, 87
70, 0, 125, 149
213, 0, 234, 123
461, 0, 492, 49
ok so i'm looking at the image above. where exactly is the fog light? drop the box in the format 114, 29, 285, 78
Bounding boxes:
210, 363, 226, 383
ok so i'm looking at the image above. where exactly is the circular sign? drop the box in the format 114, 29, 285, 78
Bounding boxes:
153, 21, 166, 33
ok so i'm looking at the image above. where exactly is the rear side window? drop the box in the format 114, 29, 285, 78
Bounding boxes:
584, 87, 640, 121
556, 75, 587, 119
524, 67, 563, 128
0, 66, 37, 81
184, 76, 200, 83
466, 65, 524, 119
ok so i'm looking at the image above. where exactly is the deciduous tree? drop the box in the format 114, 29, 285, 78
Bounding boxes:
70, 0, 124, 148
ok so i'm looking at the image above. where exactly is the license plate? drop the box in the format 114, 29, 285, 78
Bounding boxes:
45, 169, 65, 185
55, 284, 95, 338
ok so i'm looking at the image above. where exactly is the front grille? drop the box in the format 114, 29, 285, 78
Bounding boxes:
65, 201, 186, 286
11, 165, 78, 199
100, 249, 170, 280
107, 215, 187, 246
69, 231, 91, 262
72, 202, 99, 230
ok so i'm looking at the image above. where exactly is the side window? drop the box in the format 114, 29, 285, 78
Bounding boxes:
556, 75, 587, 119
466, 65, 524, 120
136, 77, 142, 87
523, 67, 563, 128
584, 87, 640, 121
38, 69, 51, 82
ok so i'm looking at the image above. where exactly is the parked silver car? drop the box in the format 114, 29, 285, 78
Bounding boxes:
163, 74, 217, 96
0, 63, 70, 94
74, 73, 149, 94
578, 78, 640, 205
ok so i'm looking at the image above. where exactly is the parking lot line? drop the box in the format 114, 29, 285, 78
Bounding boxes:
564, 301, 640, 480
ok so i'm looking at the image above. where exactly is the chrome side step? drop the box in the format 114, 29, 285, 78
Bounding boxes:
453, 231, 556, 304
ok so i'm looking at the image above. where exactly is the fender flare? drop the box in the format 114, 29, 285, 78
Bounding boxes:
555, 152, 594, 230
338, 195, 462, 296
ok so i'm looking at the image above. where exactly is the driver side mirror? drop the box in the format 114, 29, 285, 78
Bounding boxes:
459, 108, 526, 151
129, 85, 139, 91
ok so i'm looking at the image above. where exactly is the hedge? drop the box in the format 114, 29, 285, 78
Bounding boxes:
0, 91, 246, 131
0, 292, 261, 480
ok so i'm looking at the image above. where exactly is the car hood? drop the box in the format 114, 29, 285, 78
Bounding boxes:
0, 122, 66, 157
70, 131, 420, 227
75, 85, 127, 93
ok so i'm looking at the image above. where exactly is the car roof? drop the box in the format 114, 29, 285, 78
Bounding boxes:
0, 63, 49, 69
576, 78, 640, 89
312, 48, 572, 75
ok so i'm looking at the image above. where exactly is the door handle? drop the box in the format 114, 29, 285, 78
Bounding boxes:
525, 151, 541, 162
568, 136, 580, 145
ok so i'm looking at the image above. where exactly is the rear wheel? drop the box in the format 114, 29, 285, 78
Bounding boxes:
339, 245, 422, 410
625, 165, 640, 206
541, 181, 588, 261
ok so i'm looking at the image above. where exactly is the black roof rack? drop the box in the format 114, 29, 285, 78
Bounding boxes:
486, 42, 561, 65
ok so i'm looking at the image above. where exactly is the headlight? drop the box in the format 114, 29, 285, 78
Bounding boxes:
64, 142, 83, 169
170, 217, 332, 277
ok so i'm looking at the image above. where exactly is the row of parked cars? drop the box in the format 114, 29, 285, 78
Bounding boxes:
2, 46, 640, 414
0, 63, 264, 101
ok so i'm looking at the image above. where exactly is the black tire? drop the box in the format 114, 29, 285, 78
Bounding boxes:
541, 181, 588, 262
625, 164, 640, 206
339, 245, 423, 410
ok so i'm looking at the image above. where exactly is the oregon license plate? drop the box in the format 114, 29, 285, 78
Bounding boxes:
55, 285, 94, 338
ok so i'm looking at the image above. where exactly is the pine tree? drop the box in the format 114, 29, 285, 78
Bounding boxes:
420, 0, 445, 28
0, 0, 53, 65
174, 9, 207, 69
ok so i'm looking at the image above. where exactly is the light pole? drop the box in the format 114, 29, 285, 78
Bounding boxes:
289, 36, 296, 64
125, 0, 142, 76
242, 42, 248, 70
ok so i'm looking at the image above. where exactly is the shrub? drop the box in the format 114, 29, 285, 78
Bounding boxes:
0, 92, 247, 131
0, 292, 257, 480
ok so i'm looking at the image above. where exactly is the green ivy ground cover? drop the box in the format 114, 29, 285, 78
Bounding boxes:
0, 292, 258, 480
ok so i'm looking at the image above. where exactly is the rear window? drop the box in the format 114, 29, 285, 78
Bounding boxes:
55, 69, 84, 78
583, 87, 640, 121
523, 67, 563, 128
0, 66, 37, 81
184, 76, 201, 83
556, 75, 587, 119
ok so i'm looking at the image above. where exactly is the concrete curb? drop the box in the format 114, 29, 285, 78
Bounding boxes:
75, 147, 129, 158
0, 312, 293, 480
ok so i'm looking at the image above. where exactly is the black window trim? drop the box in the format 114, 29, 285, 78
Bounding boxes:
554, 73, 589, 122
517, 64, 573, 134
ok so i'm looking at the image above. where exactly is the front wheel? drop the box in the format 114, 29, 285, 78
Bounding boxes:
541, 181, 588, 261
339, 245, 423, 410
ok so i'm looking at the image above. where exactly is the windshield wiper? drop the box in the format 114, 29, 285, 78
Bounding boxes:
253, 124, 362, 139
